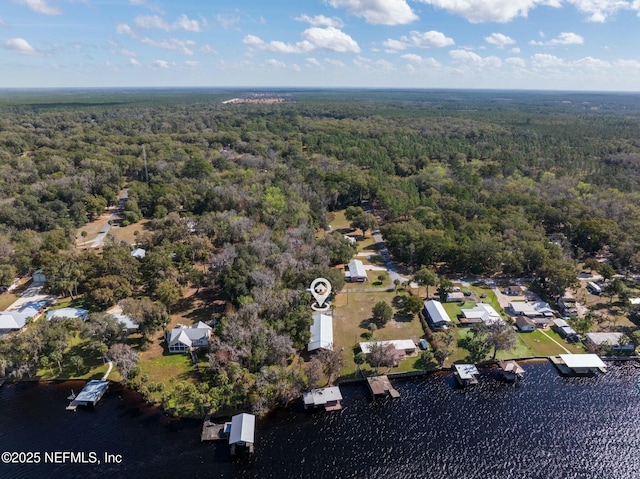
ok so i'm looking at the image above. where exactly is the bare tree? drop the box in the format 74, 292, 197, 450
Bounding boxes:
108, 343, 139, 381
366, 342, 397, 374
316, 347, 343, 385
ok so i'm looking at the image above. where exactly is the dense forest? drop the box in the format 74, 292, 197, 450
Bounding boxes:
1, 88, 640, 414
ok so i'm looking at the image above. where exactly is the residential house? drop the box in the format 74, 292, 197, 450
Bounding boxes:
552, 319, 579, 342
502, 285, 523, 296
46, 307, 89, 322
445, 291, 465, 302
345, 259, 367, 282
509, 301, 555, 318
167, 322, 212, 353
131, 248, 146, 259
585, 332, 634, 354
459, 303, 503, 326
0, 299, 50, 334
423, 300, 452, 331
308, 313, 333, 352
515, 316, 536, 332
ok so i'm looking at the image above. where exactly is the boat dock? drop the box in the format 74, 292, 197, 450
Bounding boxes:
201, 415, 231, 442
549, 354, 607, 376
498, 360, 525, 382
66, 380, 109, 411
367, 375, 400, 399
454, 364, 480, 387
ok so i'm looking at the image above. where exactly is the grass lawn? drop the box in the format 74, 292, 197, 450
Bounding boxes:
37, 333, 114, 381
333, 290, 424, 378
0, 292, 18, 310
49, 295, 100, 313
138, 353, 196, 385
110, 220, 153, 246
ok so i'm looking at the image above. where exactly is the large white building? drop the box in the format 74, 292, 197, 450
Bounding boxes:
423, 300, 452, 330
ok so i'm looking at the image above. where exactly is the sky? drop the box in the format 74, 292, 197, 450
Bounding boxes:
1, 0, 640, 91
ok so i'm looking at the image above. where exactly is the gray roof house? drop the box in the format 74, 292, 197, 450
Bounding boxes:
228, 413, 255, 455
585, 332, 633, 353
0, 299, 50, 334
167, 322, 212, 353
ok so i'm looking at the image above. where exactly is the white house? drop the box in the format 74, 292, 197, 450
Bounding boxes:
585, 332, 633, 353
359, 339, 417, 355
0, 299, 50, 334
423, 300, 452, 330
515, 316, 536, 332
459, 303, 503, 326
46, 307, 89, 322
345, 259, 367, 282
167, 322, 212, 353
509, 301, 554, 317
308, 313, 333, 352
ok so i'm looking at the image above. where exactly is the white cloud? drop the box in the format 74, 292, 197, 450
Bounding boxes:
200, 44, 217, 54
173, 14, 200, 32
291, 63, 302, 72
134, 15, 170, 30
185, 60, 198, 68
243, 27, 359, 54
305, 57, 323, 68
265, 58, 286, 68
573, 56, 610, 68
116, 23, 134, 35
327, 0, 418, 25
152, 59, 171, 68
566, 0, 634, 22
400, 53, 441, 67
383, 30, 454, 51
531, 53, 564, 68
134, 14, 200, 32
120, 48, 137, 57
15, 0, 61, 16
216, 14, 240, 29
416, 0, 561, 23
530, 32, 584, 45
450, 49, 502, 67
2, 37, 38, 54
142, 37, 196, 55
129, 58, 140, 66
485, 33, 516, 48
295, 14, 344, 28
510, 47, 521, 53
505, 57, 526, 67
325, 58, 345, 67
302, 26, 360, 52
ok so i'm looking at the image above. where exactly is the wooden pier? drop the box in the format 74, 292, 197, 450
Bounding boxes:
367, 375, 400, 399
201, 415, 230, 442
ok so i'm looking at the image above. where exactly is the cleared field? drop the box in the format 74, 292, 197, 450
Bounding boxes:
333, 290, 424, 377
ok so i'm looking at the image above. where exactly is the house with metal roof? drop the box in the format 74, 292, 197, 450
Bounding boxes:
459, 303, 503, 326
308, 313, 333, 352
46, 307, 89, 322
509, 301, 555, 317
423, 299, 452, 330
167, 322, 212, 353
585, 332, 633, 354
0, 299, 50, 334
345, 259, 367, 282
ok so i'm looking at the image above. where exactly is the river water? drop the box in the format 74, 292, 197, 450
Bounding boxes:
2, 361, 640, 479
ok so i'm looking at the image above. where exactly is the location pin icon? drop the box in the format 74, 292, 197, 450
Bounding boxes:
310, 278, 332, 310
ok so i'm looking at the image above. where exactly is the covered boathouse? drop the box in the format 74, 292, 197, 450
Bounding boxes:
549, 354, 607, 376
302, 386, 343, 411
66, 380, 109, 411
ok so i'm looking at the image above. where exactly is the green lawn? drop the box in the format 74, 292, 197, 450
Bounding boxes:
333, 290, 425, 378
137, 352, 196, 385
37, 333, 113, 380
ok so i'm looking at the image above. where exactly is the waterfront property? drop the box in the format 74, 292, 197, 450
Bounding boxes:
66, 380, 109, 411
0, 299, 50, 334
585, 332, 633, 354
549, 354, 607, 376
498, 360, 525, 382
454, 364, 480, 386
302, 386, 343, 411
423, 300, 452, 331
359, 339, 417, 365
345, 259, 367, 282
201, 415, 230, 442
308, 313, 333, 352
366, 375, 400, 399
166, 322, 212, 353
228, 413, 256, 455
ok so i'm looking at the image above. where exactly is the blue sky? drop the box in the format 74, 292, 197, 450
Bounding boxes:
1, 0, 640, 90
